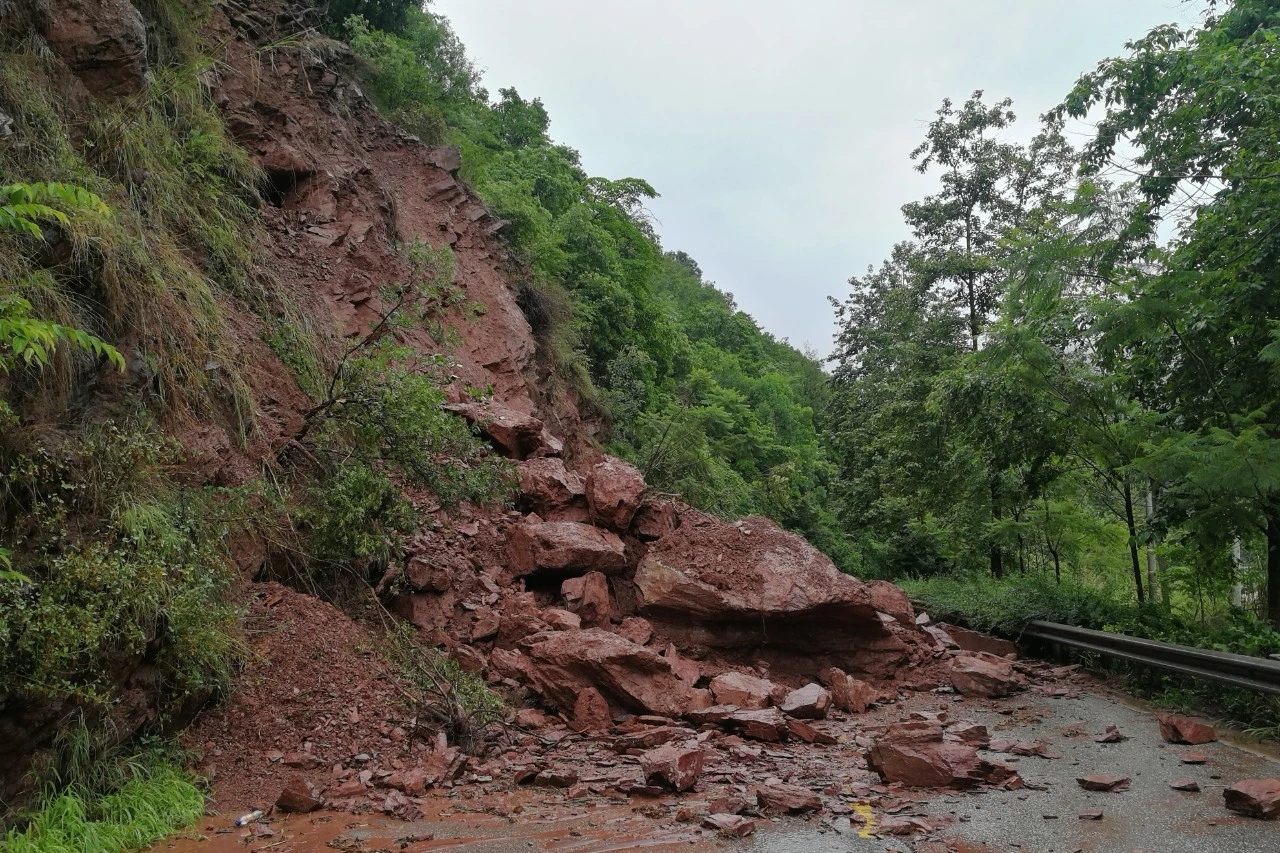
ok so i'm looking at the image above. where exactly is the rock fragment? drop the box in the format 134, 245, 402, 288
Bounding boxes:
755, 783, 821, 814
1157, 713, 1217, 745
1223, 779, 1280, 819
275, 778, 322, 813
821, 667, 878, 713
585, 456, 646, 530
949, 651, 1020, 698
780, 683, 832, 720
709, 671, 775, 709
507, 521, 628, 578
1077, 774, 1131, 792
701, 814, 756, 837
571, 687, 613, 733
639, 745, 705, 792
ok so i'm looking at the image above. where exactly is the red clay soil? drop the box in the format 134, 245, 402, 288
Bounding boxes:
183, 583, 419, 813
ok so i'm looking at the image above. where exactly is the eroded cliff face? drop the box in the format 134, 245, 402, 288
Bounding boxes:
1, 0, 950, 815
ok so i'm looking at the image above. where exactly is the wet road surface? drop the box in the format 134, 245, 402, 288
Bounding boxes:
160, 683, 1279, 853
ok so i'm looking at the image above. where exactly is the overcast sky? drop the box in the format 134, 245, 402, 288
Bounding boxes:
432, 0, 1202, 357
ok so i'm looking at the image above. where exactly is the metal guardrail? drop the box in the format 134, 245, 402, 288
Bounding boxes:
1020, 620, 1280, 696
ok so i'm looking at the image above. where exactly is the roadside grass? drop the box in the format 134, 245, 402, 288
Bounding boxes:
1, 760, 203, 853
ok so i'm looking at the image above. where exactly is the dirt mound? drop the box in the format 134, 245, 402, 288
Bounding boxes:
183, 583, 417, 813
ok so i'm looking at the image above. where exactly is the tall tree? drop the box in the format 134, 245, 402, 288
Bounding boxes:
1058, 0, 1280, 622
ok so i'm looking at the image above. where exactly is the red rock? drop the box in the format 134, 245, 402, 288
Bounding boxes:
1224, 779, 1280, 819
1181, 751, 1210, 764
684, 688, 715, 712
515, 708, 551, 729
820, 667, 878, 714
443, 401, 551, 460
451, 644, 487, 674
613, 726, 691, 751
488, 647, 529, 681
709, 794, 752, 815
281, 751, 322, 769
756, 783, 821, 814
471, 608, 501, 641
42, 0, 148, 98
1095, 725, 1125, 744
634, 513, 918, 679
632, 498, 680, 541
517, 457, 585, 517
542, 607, 582, 631
571, 687, 613, 733
684, 704, 739, 725
940, 623, 1018, 657
586, 457, 647, 530
786, 717, 838, 745
709, 671, 775, 709
522, 628, 695, 717
946, 721, 990, 748
533, 768, 579, 788
701, 814, 756, 837
1157, 713, 1217, 745
949, 651, 1020, 698
1078, 808, 1104, 820
661, 644, 701, 685
561, 572, 612, 626
640, 745, 705, 792
780, 683, 832, 719
925, 625, 959, 649
868, 722, 1018, 789
1077, 774, 1130, 792
865, 580, 915, 624
723, 708, 788, 742
275, 778, 322, 813
616, 616, 654, 645
507, 521, 628, 578
327, 778, 366, 798
989, 739, 1053, 758
1169, 778, 1201, 792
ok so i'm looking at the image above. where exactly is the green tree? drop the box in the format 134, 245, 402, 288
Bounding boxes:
1058, 0, 1280, 622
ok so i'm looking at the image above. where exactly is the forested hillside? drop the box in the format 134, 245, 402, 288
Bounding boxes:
340, 3, 852, 564
825, 0, 1280, 667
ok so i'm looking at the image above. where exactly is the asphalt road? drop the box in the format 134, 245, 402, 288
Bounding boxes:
170, 682, 1279, 853
747, 686, 1280, 853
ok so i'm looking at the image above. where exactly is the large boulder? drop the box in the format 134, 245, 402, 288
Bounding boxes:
709, 671, 775, 709
820, 667, 878, 714
561, 572, 612, 627
640, 745, 704, 792
521, 628, 696, 718
632, 498, 680, 541
507, 521, 627, 578
443, 401, 557, 460
949, 652, 1021, 698
868, 722, 1019, 789
517, 457, 586, 519
586, 457, 647, 530
633, 512, 918, 678
43, 0, 148, 98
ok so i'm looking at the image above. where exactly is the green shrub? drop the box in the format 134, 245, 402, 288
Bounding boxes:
388, 626, 505, 754
0, 421, 244, 710
902, 574, 1133, 636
